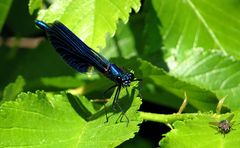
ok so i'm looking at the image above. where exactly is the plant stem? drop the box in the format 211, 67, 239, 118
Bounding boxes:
139, 111, 199, 124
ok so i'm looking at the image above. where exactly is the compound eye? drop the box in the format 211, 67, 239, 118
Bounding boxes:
128, 72, 135, 81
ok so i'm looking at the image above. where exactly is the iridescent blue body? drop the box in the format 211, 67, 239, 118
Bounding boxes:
35, 20, 138, 123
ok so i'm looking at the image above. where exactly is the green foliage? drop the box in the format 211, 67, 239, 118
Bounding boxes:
0, 0, 13, 30
0, 81, 142, 147
1, 0, 240, 147
32, 0, 141, 50
171, 49, 240, 110
28, 0, 42, 14
152, 0, 240, 60
160, 112, 240, 148
112, 57, 217, 111
2, 75, 25, 102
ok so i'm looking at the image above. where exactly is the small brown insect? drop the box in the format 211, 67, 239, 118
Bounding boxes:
209, 114, 234, 136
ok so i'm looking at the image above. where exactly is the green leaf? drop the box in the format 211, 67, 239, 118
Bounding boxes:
101, 21, 138, 59
139, 0, 166, 67
148, 0, 240, 60
2, 76, 25, 102
40, 74, 98, 89
35, 0, 141, 50
0, 0, 13, 31
160, 112, 240, 148
0, 82, 142, 147
171, 49, 240, 110
28, 0, 42, 14
0, 43, 76, 91
113, 57, 218, 111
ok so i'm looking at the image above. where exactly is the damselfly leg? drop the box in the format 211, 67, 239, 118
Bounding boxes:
113, 86, 129, 124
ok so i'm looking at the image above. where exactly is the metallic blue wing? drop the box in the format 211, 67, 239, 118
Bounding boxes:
35, 20, 110, 73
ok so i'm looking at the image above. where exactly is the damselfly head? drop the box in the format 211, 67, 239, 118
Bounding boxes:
116, 72, 135, 87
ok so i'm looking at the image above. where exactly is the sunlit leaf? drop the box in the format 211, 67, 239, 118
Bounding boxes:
160, 112, 240, 147
35, 0, 141, 50
146, 0, 240, 63
28, 0, 42, 14
112, 57, 218, 111
0, 82, 142, 147
171, 49, 240, 110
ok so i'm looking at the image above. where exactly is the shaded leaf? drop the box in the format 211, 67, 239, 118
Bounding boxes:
2, 76, 25, 102
140, 0, 166, 68
40, 74, 97, 89
118, 135, 154, 148
100, 21, 138, 59
0, 43, 76, 91
0, 0, 13, 31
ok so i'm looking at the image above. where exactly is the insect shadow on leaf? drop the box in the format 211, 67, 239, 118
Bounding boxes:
66, 93, 93, 121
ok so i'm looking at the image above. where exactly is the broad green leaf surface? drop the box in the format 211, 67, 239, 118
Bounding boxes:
148, 0, 240, 63
0, 0, 12, 31
2, 76, 25, 102
35, 0, 141, 50
160, 112, 240, 148
171, 49, 240, 110
113, 57, 218, 111
0, 82, 142, 147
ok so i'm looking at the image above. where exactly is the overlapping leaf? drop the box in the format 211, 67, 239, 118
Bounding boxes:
2, 76, 25, 102
112, 57, 218, 111
171, 49, 240, 110
30, 0, 141, 50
